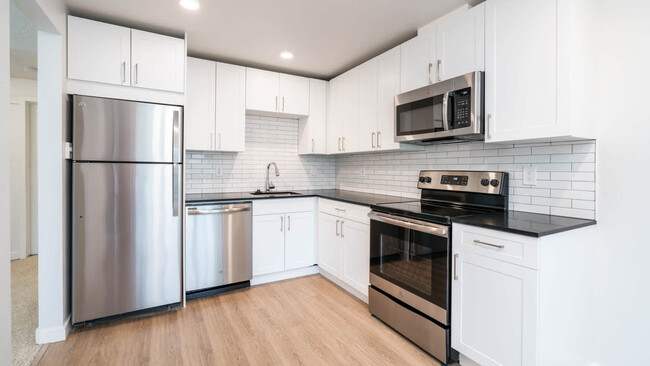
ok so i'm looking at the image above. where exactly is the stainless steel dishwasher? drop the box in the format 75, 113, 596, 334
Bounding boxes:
186, 202, 252, 298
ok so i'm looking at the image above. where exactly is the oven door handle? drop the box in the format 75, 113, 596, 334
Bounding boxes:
368, 211, 448, 238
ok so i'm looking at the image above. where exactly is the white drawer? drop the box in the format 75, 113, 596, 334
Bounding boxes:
453, 224, 539, 270
318, 198, 370, 224
253, 197, 315, 215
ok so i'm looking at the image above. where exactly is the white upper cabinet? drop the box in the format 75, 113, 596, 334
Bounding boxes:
185, 58, 216, 151
245, 68, 310, 116
246, 68, 280, 113
215, 62, 246, 152
131, 30, 185, 93
67, 16, 131, 86
341, 68, 359, 153
436, 2, 485, 81
357, 58, 379, 152
185, 57, 246, 152
67, 16, 185, 94
327, 77, 344, 154
376, 46, 402, 151
298, 79, 328, 155
484, 0, 591, 143
400, 30, 436, 93
279, 74, 310, 115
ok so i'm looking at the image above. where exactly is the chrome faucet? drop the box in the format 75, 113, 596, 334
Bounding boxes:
266, 162, 280, 192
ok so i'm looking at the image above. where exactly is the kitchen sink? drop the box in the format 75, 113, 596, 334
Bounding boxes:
250, 190, 301, 197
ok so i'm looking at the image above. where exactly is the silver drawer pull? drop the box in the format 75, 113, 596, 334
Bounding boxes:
473, 240, 504, 249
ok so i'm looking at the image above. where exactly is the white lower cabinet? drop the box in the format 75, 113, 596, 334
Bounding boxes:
452, 223, 591, 366
317, 199, 370, 299
252, 199, 315, 277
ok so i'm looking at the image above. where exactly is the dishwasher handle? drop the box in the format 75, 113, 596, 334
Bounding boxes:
187, 206, 251, 215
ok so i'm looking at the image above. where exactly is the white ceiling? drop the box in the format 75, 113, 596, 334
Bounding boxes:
65, 0, 482, 80
10, 1, 38, 80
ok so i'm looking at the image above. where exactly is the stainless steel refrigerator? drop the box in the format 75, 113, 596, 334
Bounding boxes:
72, 95, 183, 324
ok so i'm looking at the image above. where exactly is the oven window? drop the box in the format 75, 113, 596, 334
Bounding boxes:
396, 94, 444, 136
370, 220, 449, 311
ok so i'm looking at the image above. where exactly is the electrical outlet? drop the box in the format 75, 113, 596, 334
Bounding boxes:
523, 166, 537, 186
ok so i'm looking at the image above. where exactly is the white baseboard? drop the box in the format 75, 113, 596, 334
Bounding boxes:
35, 314, 71, 344
459, 354, 481, 366
10, 251, 20, 260
318, 268, 368, 304
251, 266, 319, 286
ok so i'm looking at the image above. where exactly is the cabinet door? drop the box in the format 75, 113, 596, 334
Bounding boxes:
299, 79, 328, 154
485, 0, 560, 143
377, 46, 401, 150
279, 74, 310, 116
131, 29, 185, 92
400, 31, 436, 93
246, 68, 280, 113
341, 68, 359, 153
357, 58, 378, 152
436, 3, 485, 81
452, 251, 538, 366
340, 220, 370, 296
252, 214, 285, 276
284, 212, 316, 270
317, 213, 341, 277
326, 77, 343, 154
185, 58, 216, 151
216, 62, 246, 152
67, 16, 131, 86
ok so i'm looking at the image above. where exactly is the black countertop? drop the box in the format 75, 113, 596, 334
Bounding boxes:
186, 189, 407, 207
452, 210, 596, 237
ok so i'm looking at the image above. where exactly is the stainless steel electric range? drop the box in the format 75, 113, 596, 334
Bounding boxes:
368, 170, 509, 365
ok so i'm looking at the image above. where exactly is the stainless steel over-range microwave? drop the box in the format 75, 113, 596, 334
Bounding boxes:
394, 71, 484, 144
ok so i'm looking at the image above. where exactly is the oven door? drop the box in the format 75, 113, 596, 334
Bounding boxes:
368, 211, 450, 325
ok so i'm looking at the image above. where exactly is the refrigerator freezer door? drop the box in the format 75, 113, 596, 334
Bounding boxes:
72, 162, 182, 324
72, 95, 183, 163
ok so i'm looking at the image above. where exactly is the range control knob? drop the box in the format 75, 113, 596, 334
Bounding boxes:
490, 179, 500, 187
419, 176, 426, 183
480, 178, 490, 186
424, 177, 432, 183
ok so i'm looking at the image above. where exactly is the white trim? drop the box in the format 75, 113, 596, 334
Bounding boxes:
35, 314, 71, 344
67, 79, 184, 106
319, 268, 368, 304
250, 266, 319, 286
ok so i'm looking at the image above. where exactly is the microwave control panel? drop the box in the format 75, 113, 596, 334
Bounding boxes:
452, 87, 472, 129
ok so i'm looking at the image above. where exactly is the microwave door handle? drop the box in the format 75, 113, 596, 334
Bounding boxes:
442, 91, 451, 131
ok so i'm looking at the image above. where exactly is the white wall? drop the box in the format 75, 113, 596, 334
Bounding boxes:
9, 78, 37, 260
0, 0, 13, 363
540, 1, 650, 364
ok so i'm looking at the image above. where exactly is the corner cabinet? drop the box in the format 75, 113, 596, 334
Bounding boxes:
67, 16, 185, 93
185, 57, 245, 152
298, 79, 328, 155
245, 68, 310, 116
452, 223, 594, 366
484, 0, 593, 143
317, 199, 370, 300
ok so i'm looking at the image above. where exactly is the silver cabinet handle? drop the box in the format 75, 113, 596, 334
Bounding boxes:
342, 137, 345, 151
122, 61, 126, 83
218, 133, 221, 149
134, 63, 138, 85
287, 215, 291, 231
312, 138, 314, 152
338, 137, 341, 151
187, 207, 251, 215
280, 216, 284, 232
453, 253, 459, 280
371, 132, 376, 148
437, 59, 442, 82
335, 208, 346, 213
282, 97, 285, 111
341, 221, 345, 238
487, 114, 493, 139
336, 220, 340, 236
377, 131, 381, 148
210, 132, 213, 149
428, 62, 433, 84
275, 96, 278, 111
473, 239, 504, 249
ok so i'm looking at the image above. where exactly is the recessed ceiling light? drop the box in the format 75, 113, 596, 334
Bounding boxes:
180, 0, 199, 10
280, 51, 294, 60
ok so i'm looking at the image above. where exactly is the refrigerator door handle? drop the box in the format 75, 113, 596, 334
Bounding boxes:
173, 164, 180, 217
173, 110, 181, 164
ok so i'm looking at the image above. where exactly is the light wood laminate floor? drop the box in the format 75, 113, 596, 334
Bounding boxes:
34, 274, 442, 366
